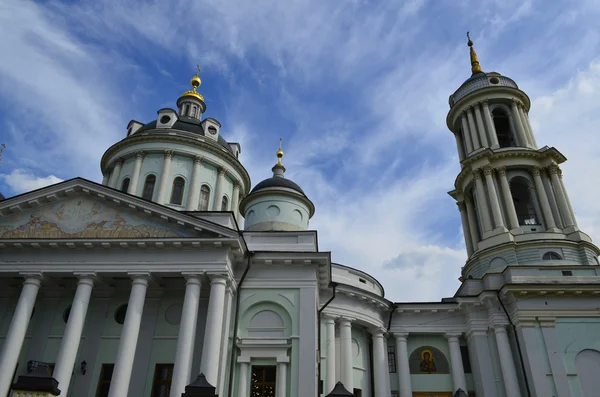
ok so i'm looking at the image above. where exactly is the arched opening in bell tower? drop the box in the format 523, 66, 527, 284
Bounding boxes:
510, 177, 540, 226
492, 108, 516, 148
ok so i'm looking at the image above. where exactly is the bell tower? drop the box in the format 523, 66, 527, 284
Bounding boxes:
447, 34, 600, 279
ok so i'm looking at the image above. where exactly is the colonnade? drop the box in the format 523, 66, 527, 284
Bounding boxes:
103, 150, 243, 223
457, 164, 577, 255
453, 99, 537, 161
0, 272, 231, 397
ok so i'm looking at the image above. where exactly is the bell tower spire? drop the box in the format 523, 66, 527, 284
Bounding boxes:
447, 35, 599, 279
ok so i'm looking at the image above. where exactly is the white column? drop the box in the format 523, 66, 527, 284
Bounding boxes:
511, 100, 530, 148
237, 361, 249, 397
483, 167, 506, 231
53, 273, 95, 396
372, 328, 388, 397
482, 100, 499, 149
493, 326, 522, 397
108, 159, 123, 188
558, 171, 577, 227
218, 286, 234, 397
186, 156, 203, 211
324, 315, 337, 394
108, 273, 150, 397
454, 132, 466, 161
231, 182, 241, 219
170, 274, 202, 397
474, 103, 489, 147
466, 107, 481, 150
517, 105, 536, 149
457, 201, 474, 256
156, 150, 173, 204
532, 168, 558, 231
521, 109, 538, 148
0, 274, 42, 397
394, 333, 412, 397
212, 168, 227, 210
549, 165, 575, 227
338, 317, 353, 391
102, 173, 110, 186
464, 196, 480, 248
497, 167, 520, 231
446, 333, 468, 393
473, 169, 493, 235
461, 115, 474, 154
277, 361, 288, 397
128, 152, 144, 195
199, 275, 228, 386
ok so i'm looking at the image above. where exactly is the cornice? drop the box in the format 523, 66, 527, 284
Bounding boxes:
100, 132, 251, 195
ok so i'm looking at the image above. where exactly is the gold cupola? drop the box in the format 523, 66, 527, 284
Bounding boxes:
177, 65, 206, 119
180, 65, 205, 102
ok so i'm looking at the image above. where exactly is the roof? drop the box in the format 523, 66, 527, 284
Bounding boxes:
250, 177, 305, 195
136, 116, 233, 153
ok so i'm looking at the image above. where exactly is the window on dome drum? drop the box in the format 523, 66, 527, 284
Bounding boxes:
493, 109, 516, 148
142, 175, 156, 200
150, 364, 174, 397
543, 251, 563, 260
510, 177, 540, 226
198, 185, 210, 210
251, 366, 276, 397
191, 105, 197, 118
388, 345, 397, 372
221, 196, 229, 211
170, 177, 185, 205
120, 177, 130, 193
95, 364, 114, 397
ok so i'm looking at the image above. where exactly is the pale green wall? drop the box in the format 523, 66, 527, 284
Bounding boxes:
556, 317, 600, 397
408, 334, 453, 393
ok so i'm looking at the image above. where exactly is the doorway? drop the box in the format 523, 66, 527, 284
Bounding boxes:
251, 365, 277, 397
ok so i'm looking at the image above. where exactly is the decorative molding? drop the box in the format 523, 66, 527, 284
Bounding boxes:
164, 150, 174, 159
483, 167, 493, 176
497, 166, 507, 177
472, 169, 482, 180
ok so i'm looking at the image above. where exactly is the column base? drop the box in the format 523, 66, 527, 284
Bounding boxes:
509, 227, 523, 235
562, 225, 579, 234
566, 230, 592, 243
478, 231, 514, 251
545, 227, 561, 233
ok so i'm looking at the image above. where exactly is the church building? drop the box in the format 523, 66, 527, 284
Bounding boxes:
0, 38, 599, 397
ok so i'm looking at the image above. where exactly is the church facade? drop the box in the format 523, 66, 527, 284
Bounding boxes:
0, 40, 599, 397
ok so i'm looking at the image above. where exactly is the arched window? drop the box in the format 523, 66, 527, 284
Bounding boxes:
120, 177, 130, 193
510, 177, 539, 226
542, 251, 562, 260
142, 175, 156, 200
248, 310, 285, 337
575, 349, 600, 396
409, 346, 450, 374
170, 177, 185, 205
493, 109, 516, 148
221, 196, 229, 211
199, 185, 210, 211
191, 105, 197, 118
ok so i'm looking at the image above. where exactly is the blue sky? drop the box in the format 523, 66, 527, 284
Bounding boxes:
1, 0, 600, 301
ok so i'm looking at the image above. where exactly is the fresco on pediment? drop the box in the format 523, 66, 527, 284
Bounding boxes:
0, 197, 190, 238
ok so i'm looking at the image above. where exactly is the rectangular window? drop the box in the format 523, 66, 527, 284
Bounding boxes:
387, 345, 397, 373
461, 345, 472, 374
151, 364, 174, 397
95, 364, 114, 397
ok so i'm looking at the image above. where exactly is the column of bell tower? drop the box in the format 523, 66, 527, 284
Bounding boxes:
447, 35, 600, 279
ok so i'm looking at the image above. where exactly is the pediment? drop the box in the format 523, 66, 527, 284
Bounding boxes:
0, 179, 238, 240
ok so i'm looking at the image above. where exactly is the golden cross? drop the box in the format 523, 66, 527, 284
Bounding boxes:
196, 64, 201, 75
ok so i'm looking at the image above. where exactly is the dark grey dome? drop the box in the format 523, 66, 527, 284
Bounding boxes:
136, 116, 233, 153
251, 177, 305, 195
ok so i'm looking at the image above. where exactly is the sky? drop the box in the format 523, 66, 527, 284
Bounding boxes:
1, 0, 600, 302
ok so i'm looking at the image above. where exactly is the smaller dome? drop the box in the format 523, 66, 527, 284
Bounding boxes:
251, 177, 305, 195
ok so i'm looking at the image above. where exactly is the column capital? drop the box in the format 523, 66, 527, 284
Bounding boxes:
19, 271, 43, 281
182, 272, 204, 284
510, 98, 521, 107
456, 201, 466, 212
548, 164, 561, 176
114, 157, 124, 165
532, 166, 542, 177
472, 168, 482, 180
337, 317, 355, 325
483, 166, 493, 176
135, 151, 145, 160
164, 150, 174, 159
322, 313, 337, 322
217, 167, 227, 177
73, 272, 97, 285
467, 105, 475, 113
193, 155, 203, 165
492, 324, 508, 334
369, 327, 387, 337
233, 181, 241, 190
127, 272, 151, 286
497, 166, 507, 177
445, 332, 462, 341
482, 99, 490, 107
393, 332, 409, 342
208, 273, 229, 285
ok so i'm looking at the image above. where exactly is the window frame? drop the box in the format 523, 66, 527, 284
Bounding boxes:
387, 345, 397, 373
169, 177, 186, 205
198, 185, 210, 211
142, 175, 156, 201
542, 251, 563, 260
150, 363, 174, 397
95, 364, 115, 397
221, 195, 229, 211
120, 177, 130, 193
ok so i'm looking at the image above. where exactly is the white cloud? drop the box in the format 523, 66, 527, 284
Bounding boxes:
0, 169, 63, 195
